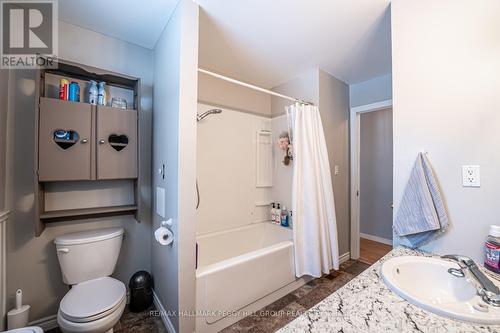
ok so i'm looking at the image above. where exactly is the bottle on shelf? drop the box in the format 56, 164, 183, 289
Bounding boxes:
275, 203, 281, 224
88, 80, 98, 105
270, 203, 276, 222
281, 206, 289, 227
97, 81, 107, 106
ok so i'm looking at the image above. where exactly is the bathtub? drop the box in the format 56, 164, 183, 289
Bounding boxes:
195, 222, 307, 332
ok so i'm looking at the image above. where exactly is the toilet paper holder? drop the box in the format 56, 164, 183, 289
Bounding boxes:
155, 219, 174, 246
161, 219, 173, 228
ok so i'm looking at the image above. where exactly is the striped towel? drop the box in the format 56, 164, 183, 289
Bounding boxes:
394, 153, 449, 248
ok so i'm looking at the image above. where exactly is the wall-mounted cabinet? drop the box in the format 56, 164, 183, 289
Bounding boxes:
34, 59, 141, 236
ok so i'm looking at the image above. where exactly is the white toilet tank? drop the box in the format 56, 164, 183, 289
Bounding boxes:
54, 227, 124, 285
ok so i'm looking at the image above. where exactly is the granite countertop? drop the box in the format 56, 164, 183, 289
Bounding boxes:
278, 247, 500, 333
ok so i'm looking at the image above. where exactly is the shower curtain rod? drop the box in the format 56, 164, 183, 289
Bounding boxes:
198, 68, 313, 105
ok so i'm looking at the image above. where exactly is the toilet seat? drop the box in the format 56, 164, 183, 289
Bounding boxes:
60, 277, 126, 323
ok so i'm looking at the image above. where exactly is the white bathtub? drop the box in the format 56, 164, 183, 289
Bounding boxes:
195, 222, 305, 332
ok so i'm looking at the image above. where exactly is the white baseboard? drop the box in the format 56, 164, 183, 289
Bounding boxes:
339, 252, 350, 264
360, 233, 393, 246
29, 314, 58, 331
152, 289, 176, 333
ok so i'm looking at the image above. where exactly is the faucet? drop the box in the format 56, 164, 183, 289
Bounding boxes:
442, 254, 500, 307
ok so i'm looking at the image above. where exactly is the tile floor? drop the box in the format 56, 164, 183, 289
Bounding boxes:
46, 305, 166, 333
221, 259, 370, 332
46, 260, 370, 333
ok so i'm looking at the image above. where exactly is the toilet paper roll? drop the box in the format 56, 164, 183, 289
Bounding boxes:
155, 227, 173, 246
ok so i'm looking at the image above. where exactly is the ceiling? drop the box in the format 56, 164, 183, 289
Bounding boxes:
59, 0, 179, 49
59, 0, 392, 87
197, 0, 392, 87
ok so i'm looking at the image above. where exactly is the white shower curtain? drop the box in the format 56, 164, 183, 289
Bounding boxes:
286, 103, 339, 277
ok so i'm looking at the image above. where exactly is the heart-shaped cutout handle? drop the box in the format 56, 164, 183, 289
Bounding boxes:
53, 129, 80, 150
108, 134, 129, 152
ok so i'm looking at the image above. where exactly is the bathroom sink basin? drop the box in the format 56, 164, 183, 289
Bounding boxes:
381, 256, 500, 324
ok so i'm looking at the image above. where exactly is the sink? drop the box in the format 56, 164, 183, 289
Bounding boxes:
381, 256, 500, 324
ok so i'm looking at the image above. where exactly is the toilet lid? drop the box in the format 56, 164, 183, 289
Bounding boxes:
60, 277, 126, 323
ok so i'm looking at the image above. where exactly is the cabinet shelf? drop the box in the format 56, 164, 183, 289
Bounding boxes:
43, 97, 133, 111
40, 205, 138, 223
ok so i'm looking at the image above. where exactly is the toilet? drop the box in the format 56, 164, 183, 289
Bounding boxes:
54, 228, 126, 333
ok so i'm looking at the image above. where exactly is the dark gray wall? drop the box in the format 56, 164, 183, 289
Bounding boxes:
360, 108, 393, 240
0, 70, 8, 211
5, 21, 153, 321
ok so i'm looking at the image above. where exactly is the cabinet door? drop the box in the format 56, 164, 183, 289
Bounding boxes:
96, 106, 138, 179
38, 98, 92, 181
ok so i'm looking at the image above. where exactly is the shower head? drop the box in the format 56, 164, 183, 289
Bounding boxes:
197, 109, 222, 122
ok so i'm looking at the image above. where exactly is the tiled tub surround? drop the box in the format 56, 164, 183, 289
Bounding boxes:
279, 247, 500, 333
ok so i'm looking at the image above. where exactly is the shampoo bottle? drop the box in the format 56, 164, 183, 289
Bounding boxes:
275, 204, 281, 224
270, 203, 276, 222
281, 206, 289, 227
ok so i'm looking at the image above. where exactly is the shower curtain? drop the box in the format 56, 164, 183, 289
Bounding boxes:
286, 103, 339, 277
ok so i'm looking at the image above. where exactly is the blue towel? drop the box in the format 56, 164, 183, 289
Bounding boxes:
394, 153, 449, 248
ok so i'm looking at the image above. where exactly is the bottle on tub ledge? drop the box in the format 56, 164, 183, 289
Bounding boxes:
275, 203, 281, 224
270, 202, 276, 222
280, 206, 289, 227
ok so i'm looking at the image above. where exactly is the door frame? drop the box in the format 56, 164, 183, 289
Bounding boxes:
349, 99, 393, 259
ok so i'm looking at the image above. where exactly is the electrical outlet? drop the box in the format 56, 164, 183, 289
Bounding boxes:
462, 165, 480, 187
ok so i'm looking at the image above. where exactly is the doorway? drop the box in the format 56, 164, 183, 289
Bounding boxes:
350, 100, 393, 264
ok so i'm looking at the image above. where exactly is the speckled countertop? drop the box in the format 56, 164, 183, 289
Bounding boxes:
278, 247, 500, 333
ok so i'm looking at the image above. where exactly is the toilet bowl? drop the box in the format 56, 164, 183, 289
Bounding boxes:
54, 228, 125, 333
5, 327, 43, 333
57, 277, 126, 333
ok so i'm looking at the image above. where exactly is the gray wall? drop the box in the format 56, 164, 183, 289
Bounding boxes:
0, 70, 8, 211
318, 70, 350, 256
198, 71, 271, 116
392, 0, 500, 261
360, 108, 393, 240
271, 69, 350, 256
5, 21, 153, 321
349, 73, 392, 107
152, 1, 198, 332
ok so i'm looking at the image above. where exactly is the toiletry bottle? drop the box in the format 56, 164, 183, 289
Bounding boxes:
281, 206, 289, 227
275, 204, 281, 224
270, 203, 276, 222
88, 80, 98, 105
485, 225, 500, 273
97, 81, 106, 106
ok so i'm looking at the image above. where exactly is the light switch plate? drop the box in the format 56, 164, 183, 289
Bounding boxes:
462, 165, 480, 187
156, 187, 165, 217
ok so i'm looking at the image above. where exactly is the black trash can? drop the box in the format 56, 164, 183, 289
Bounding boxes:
129, 271, 153, 312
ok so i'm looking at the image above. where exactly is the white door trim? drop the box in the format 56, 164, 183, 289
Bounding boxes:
349, 99, 392, 259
